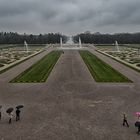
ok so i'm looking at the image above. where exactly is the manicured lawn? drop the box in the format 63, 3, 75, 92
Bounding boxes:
79, 50, 132, 82
10, 51, 62, 83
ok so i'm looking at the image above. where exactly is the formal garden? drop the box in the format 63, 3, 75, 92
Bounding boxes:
96, 44, 140, 72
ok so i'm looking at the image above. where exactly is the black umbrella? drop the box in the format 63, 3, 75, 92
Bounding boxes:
6, 108, 14, 113
16, 105, 24, 109
135, 121, 140, 127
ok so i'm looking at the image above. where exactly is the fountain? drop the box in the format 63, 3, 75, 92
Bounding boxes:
138, 48, 140, 57
56, 36, 84, 50
60, 37, 63, 48
67, 36, 74, 45
115, 41, 120, 52
0, 49, 3, 58
79, 37, 82, 48
24, 41, 29, 53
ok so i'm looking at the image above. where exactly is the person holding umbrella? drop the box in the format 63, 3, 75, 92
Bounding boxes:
15, 105, 24, 121
137, 125, 140, 134
135, 112, 140, 134
0, 105, 2, 120
16, 108, 21, 121
6, 107, 14, 124
9, 112, 14, 124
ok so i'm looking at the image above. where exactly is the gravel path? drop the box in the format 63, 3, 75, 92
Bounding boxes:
0, 47, 140, 140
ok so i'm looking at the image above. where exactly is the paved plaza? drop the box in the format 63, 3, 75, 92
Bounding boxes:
0, 46, 140, 140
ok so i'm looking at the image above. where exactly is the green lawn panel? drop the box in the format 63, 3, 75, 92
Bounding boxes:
10, 51, 62, 83
79, 50, 132, 82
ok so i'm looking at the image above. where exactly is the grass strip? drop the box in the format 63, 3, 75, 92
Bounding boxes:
10, 51, 62, 83
79, 50, 132, 82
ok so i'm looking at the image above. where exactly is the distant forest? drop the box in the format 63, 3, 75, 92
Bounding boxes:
0, 32, 140, 44
73, 32, 140, 44
0, 32, 67, 44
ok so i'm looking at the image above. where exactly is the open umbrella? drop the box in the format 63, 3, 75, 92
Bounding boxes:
16, 105, 24, 109
135, 112, 140, 116
6, 108, 14, 114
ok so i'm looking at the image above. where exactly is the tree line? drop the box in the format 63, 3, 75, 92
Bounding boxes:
73, 32, 140, 44
0, 32, 67, 44
1, 32, 140, 44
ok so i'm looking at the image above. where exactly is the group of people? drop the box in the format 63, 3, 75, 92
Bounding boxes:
123, 113, 140, 134
0, 106, 21, 124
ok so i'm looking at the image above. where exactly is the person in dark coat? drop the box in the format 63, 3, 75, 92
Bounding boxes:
16, 108, 21, 121
123, 113, 129, 127
137, 126, 140, 134
0, 105, 2, 120
0, 107, 1, 120
136, 116, 140, 134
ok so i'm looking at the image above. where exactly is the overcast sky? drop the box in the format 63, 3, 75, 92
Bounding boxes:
0, 0, 140, 35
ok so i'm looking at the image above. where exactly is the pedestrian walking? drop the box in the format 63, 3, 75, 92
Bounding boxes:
0, 111, 1, 121
123, 113, 129, 127
9, 112, 13, 124
6, 107, 14, 124
0, 105, 2, 121
0, 108, 1, 121
134, 112, 140, 134
137, 125, 140, 134
135, 114, 140, 134
16, 108, 21, 121
15, 105, 24, 121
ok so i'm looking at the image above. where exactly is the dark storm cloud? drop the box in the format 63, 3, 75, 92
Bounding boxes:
0, 0, 140, 34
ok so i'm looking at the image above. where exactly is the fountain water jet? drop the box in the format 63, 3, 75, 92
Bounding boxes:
24, 41, 29, 53
79, 37, 82, 48
67, 36, 73, 45
115, 41, 120, 52
0, 50, 3, 58
60, 37, 63, 48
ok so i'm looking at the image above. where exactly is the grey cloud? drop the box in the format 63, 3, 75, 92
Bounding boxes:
95, 0, 140, 25
0, 0, 140, 34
